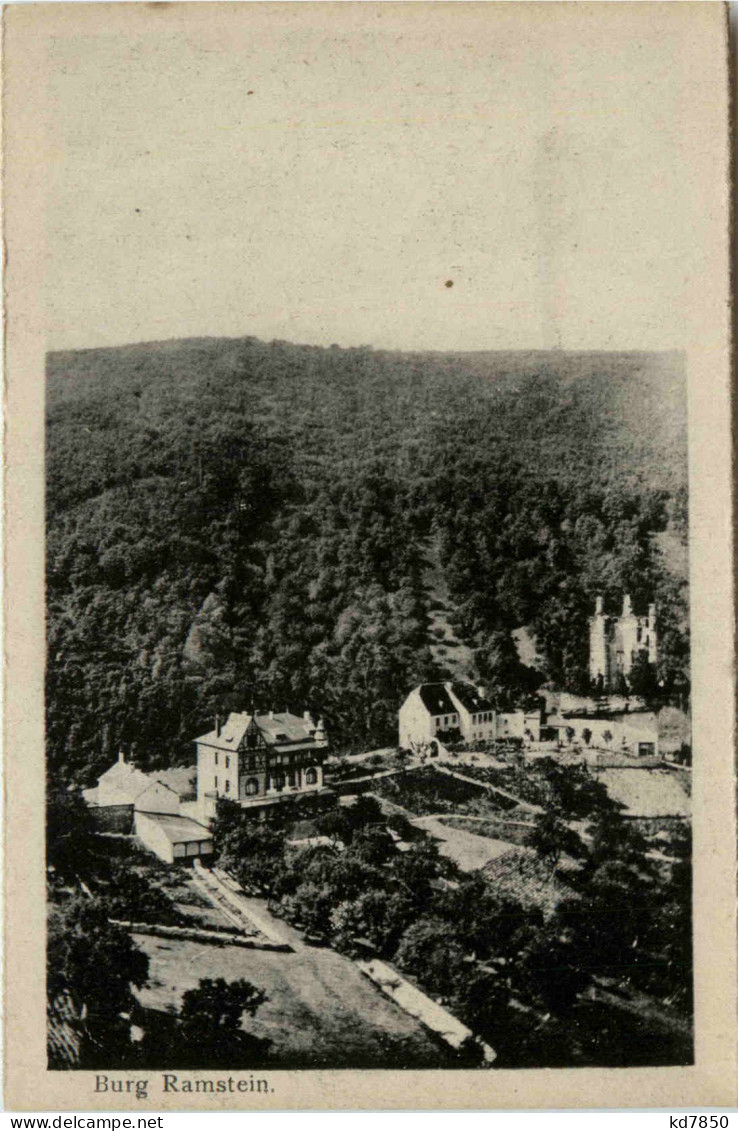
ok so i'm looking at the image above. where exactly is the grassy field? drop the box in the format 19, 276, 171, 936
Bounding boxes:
440, 814, 535, 848
133, 930, 453, 1068
591, 767, 690, 817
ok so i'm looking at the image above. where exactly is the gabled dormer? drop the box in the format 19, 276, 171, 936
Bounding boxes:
239, 716, 264, 752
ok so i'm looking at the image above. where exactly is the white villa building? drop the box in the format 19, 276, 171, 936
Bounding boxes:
399, 681, 659, 759
194, 708, 330, 821
399, 681, 541, 752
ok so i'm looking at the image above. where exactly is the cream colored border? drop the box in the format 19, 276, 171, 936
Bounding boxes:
3, 2, 735, 1110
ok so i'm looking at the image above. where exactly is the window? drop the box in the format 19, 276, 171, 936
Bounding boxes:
214, 776, 218, 790
288, 771, 295, 787
215, 752, 219, 766
225, 780, 230, 793
273, 773, 285, 791
245, 778, 259, 796
305, 767, 317, 785
246, 754, 256, 770
225, 756, 230, 769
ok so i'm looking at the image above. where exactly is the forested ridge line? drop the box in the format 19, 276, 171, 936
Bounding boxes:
46, 338, 688, 785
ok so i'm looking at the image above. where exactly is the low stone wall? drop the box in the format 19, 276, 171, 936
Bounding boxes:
433, 764, 539, 813
330, 769, 403, 797
193, 862, 292, 948
356, 957, 496, 1065
110, 918, 290, 951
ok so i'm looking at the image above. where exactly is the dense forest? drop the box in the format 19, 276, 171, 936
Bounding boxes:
46, 339, 689, 785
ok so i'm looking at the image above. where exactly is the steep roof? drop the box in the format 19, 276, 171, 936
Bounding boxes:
417, 684, 458, 718
96, 759, 184, 806
195, 710, 319, 751
194, 711, 252, 751
256, 711, 316, 745
98, 759, 146, 785
97, 761, 158, 803
136, 779, 180, 804
449, 681, 495, 714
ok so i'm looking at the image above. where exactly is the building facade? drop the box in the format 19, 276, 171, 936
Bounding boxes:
399, 682, 500, 750
589, 594, 657, 691
195, 709, 329, 820
84, 752, 213, 862
88, 752, 182, 815
134, 811, 214, 864
544, 710, 659, 759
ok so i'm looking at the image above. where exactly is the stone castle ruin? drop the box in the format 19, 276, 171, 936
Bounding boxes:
589, 594, 657, 692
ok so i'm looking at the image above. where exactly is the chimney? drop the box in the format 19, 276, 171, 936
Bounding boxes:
477, 685, 487, 700
269, 709, 275, 720
648, 602, 656, 624
118, 749, 125, 764
622, 594, 632, 617
215, 714, 221, 737
595, 595, 604, 616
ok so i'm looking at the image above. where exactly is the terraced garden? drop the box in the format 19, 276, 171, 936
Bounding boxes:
369, 766, 519, 817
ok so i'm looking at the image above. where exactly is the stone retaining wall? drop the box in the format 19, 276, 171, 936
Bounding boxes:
110, 918, 290, 951
357, 957, 496, 1065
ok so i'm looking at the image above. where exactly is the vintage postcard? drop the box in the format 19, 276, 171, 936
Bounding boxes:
3, 1, 735, 1111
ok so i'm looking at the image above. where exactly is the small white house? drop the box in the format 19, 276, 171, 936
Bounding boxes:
92, 752, 181, 812
399, 682, 546, 751
446, 682, 498, 745
497, 710, 542, 743
84, 752, 209, 863
399, 682, 497, 750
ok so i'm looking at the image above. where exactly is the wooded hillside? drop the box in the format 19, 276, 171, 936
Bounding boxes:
46, 339, 688, 784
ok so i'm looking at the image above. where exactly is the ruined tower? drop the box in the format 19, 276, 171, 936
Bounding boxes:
589, 594, 657, 691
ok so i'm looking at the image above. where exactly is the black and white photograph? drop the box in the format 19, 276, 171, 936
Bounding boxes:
3, 0, 734, 1111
